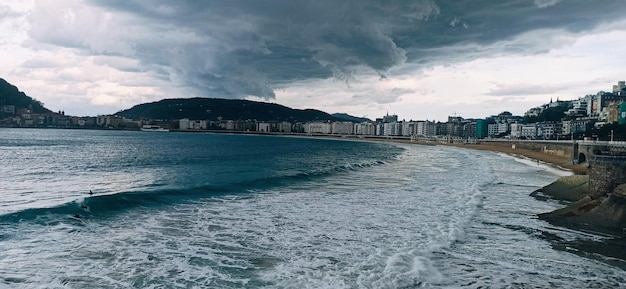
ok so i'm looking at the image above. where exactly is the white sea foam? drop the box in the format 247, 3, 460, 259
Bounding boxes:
1, 138, 624, 288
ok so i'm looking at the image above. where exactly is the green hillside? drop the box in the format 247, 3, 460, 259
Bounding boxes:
115, 98, 345, 122
0, 78, 50, 113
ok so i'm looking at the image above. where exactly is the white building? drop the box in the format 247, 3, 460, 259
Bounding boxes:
567, 97, 588, 117
415, 121, 437, 136
257, 122, 271, 132
402, 122, 416, 136
96, 115, 123, 127
521, 124, 538, 139
331, 122, 354, 135
278, 122, 292, 133
510, 123, 523, 138
538, 122, 557, 139
488, 123, 509, 137
562, 120, 571, 136
354, 122, 376, 135
305, 122, 332, 134
179, 118, 207, 130
383, 122, 403, 136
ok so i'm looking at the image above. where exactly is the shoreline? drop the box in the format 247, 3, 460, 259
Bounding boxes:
333, 136, 588, 175
440, 142, 588, 175
351, 137, 626, 266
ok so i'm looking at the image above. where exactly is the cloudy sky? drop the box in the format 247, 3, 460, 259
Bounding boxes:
1, 0, 625, 120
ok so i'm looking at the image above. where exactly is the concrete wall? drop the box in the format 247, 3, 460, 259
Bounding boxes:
482, 140, 575, 159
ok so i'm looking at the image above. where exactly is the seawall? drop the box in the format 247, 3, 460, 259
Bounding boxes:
589, 156, 626, 199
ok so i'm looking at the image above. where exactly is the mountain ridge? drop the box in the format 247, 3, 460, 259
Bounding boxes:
115, 97, 368, 122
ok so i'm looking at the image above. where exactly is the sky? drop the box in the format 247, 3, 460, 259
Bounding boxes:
1, 0, 625, 121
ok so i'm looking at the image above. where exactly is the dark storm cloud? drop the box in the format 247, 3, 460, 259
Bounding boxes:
38, 0, 626, 99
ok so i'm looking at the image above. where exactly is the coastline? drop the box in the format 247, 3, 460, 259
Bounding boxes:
350, 137, 626, 267
340, 136, 588, 175
443, 142, 588, 174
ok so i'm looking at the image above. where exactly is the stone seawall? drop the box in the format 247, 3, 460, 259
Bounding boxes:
589, 156, 626, 199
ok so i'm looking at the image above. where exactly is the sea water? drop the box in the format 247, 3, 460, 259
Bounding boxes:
0, 128, 623, 288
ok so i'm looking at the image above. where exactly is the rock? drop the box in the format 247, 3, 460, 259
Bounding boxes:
539, 196, 602, 219
539, 193, 626, 235
531, 175, 589, 202
614, 184, 626, 197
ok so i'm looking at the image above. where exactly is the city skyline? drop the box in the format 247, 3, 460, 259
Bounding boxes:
1, 1, 626, 121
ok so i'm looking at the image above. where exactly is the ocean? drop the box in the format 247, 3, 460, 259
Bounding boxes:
0, 128, 623, 288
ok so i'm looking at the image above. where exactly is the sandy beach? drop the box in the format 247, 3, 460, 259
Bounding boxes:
444, 142, 588, 174
355, 137, 588, 175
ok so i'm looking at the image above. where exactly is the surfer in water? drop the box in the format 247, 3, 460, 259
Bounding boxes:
89, 190, 94, 195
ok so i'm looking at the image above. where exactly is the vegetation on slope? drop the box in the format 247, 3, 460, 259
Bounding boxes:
115, 98, 345, 122
0, 78, 51, 113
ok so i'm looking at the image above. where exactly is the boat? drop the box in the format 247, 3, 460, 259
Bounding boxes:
140, 125, 169, 132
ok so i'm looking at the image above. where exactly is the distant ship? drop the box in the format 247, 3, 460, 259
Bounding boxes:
140, 125, 169, 132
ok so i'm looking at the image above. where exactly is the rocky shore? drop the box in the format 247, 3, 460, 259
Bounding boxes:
442, 142, 624, 234
444, 141, 626, 264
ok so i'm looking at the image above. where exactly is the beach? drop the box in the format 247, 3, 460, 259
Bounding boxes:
347, 137, 588, 175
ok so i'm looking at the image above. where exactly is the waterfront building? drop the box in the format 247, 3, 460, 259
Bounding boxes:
475, 119, 488, 139
446, 116, 465, 137
510, 123, 523, 139
521, 124, 538, 139
331, 122, 354, 135
376, 123, 384, 136
487, 122, 508, 137
354, 122, 376, 135
257, 122, 271, 132
424, 121, 437, 137
179, 118, 208, 130
292, 122, 306, 133
402, 121, 416, 137
305, 122, 332, 134
436, 122, 448, 136
383, 122, 403, 136
537, 122, 559, 140
413, 120, 437, 137
277, 122, 292, 133
97, 115, 124, 128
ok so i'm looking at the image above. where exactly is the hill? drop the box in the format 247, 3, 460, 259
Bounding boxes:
332, 113, 371, 123
0, 78, 51, 114
115, 98, 345, 122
